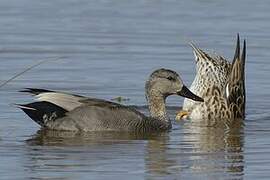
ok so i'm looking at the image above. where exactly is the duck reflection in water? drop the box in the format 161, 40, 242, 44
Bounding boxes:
24, 120, 244, 179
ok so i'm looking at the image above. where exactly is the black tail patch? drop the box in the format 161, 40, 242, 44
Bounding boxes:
20, 88, 54, 95
17, 101, 67, 126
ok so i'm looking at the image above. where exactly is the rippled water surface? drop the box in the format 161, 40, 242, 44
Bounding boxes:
1, 0, 270, 179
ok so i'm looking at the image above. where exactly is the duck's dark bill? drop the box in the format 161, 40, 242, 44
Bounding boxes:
177, 85, 204, 102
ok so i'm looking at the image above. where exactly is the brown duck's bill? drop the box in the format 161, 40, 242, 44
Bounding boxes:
177, 85, 204, 102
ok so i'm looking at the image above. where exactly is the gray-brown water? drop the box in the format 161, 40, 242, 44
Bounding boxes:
0, 0, 270, 179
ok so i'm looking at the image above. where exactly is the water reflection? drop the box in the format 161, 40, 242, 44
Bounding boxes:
23, 120, 245, 179
22, 108, 245, 179
26, 129, 165, 146
144, 134, 176, 176
24, 130, 154, 179
182, 122, 245, 179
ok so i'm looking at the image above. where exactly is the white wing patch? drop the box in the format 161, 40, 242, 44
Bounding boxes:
225, 83, 230, 99
36, 92, 85, 111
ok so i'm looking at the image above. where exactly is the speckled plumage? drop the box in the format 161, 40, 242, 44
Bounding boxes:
181, 36, 246, 127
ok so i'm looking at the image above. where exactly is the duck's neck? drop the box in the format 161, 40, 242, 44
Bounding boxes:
146, 90, 170, 123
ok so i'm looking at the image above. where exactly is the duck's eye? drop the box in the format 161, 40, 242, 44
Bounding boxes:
167, 76, 174, 81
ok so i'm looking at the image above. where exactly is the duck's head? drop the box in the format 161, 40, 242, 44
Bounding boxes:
146, 68, 204, 102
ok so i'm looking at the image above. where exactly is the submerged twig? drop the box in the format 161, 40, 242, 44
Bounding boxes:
0, 56, 67, 88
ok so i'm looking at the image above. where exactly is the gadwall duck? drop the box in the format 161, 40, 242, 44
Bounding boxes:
17, 68, 203, 132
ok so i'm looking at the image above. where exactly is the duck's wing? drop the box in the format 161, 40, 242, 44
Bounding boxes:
57, 102, 153, 132
20, 88, 88, 111
18, 88, 149, 131
225, 36, 246, 119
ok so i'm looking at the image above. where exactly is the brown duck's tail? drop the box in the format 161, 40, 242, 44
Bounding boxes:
225, 34, 246, 119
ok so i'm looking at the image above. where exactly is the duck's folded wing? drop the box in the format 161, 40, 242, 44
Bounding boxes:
51, 103, 147, 131
18, 100, 147, 131
20, 88, 88, 111
225, 36, 246, 119
19, 88, 148, 131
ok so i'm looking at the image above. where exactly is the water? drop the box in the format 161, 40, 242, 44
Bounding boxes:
0, 0, 270, 179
